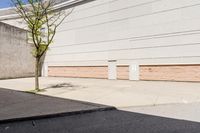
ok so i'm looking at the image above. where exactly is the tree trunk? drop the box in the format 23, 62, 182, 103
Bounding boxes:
35, 57, 40, 91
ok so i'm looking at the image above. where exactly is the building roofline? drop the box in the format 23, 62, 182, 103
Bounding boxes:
0, 0, 95, 21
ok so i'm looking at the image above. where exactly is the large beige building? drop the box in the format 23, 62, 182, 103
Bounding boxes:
1, 0, 200, 82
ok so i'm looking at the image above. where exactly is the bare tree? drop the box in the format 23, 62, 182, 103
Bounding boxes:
12, 0, 73, 91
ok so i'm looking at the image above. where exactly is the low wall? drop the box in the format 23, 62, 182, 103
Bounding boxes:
48, 66, 108, 79
140, 65, 200, 82
0, 22, 35, 79
117, 66, 129, 80
48, 64, 200, 82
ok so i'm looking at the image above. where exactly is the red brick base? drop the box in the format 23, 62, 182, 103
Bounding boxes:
48, 65, 200, 82
48, 66, 108, 79
117, 66, 129, 80
140, 65, 200, 82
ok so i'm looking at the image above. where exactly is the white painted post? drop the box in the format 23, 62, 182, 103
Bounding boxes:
108, 60, 117, 80
42, 62, 48, 77
129, 63, 139, 80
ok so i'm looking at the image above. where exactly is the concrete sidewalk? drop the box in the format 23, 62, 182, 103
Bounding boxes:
0, 77, 200, 107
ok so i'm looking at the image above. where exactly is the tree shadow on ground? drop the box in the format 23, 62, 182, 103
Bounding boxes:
43, 83, 87, 91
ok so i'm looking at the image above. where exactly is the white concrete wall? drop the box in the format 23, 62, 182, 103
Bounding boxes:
0, 22, 35, 79
44, 0, 200, 66
3, 19, 27, 29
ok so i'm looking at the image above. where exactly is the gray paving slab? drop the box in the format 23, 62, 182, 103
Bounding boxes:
1, 110, 200, 133
0, 88, 114, 123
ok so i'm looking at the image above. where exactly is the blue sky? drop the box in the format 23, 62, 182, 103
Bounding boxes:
0, 0, 12, 9
0, 0, 28, 9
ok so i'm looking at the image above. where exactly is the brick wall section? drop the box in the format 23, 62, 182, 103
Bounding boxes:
140, 65, 200, 82
48, 66, 108, 79
48, 65, 200, 82
117, 66, 129, 80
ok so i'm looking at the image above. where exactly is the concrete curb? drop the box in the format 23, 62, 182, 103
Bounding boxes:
0, 106, 116, 124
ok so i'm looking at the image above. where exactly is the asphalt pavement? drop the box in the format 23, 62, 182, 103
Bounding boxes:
1, 110, 200, 133
1, 87, 200, 133
0, 88, 114, 123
